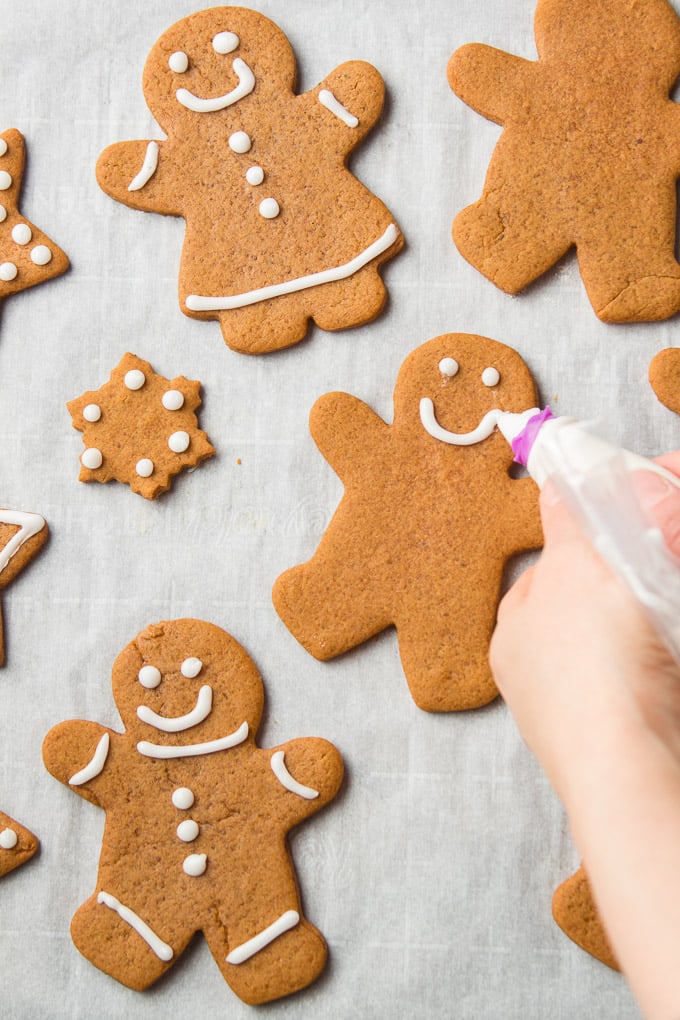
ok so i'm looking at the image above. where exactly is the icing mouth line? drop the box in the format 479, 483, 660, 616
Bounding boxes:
176, 57, 255, 113
136, 720, 249, 759
186, 223, 399, 311
136, 684, 213, 733
419, 398, 506, 446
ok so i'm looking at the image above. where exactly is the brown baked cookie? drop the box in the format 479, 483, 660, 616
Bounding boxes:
42, 619, 343, 1004
273, 333, 543, 711
67, 352, 215, 499
448, 0, 680, 322
0, 810, 38, 878
96, 7, 403, 354
552, 864, 619, 970
0, 129, 68, 303
649, 346, 680, 411
0, 508, 48, 666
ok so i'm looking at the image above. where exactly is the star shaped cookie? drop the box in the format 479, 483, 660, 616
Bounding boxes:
0, 809, 38, 878
0, 508, 48, 666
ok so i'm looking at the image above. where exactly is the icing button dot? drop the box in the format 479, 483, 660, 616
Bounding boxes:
162, 389, 184, 411
181, 657, 202, 679
0, 262, 17, 282
481, 366, 501, 387
168, 50, 189, 73
0, 206, 6, 223
168, 431, 190, 454
177, 819, 200, 843
0, 139, 7, 157
259, 197, 280, 219
30, 245, 52, 266
245, 165, 264, 186
439, 357, 459, 378
81, 447, 103, 470
172, 787, 195, 810
83, 404, 101, 423
213, 31, 239, 54
229, 131, 251, 154
0, 171, 12, 190
183, 853, 207, 877
11, 223, 32, 245
138, 665, 162, 689
124, 369, 146, 391
135, 458, 154, 478
0, 828, 17, 850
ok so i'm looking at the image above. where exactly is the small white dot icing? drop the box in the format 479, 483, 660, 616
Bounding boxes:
0, 828, 17, 850
183, 853, 207, 876
245, 165, 264, 186
213, 31, 239, 54
30, 245, 52, 266
439, 357, 459, 378
0, 171, 12, 190
138, 665, 161, 689
0, 139, 7, 157
162, 389, 184, 411
229, 131, 251, 154
177, 819, 199, 842
168, 51, 189, 73
0, 262, 17, 281
11, 223, 31, 245
168, 431, 190, 453
124, 369, 146, 390
136, 458, 154, 478
172, 787, 194, 810
83, 404, 101, 422
0, 206, 6, 223
181, 657, 202, 678
81, 448, 103, 470
482, 366, 501, 387
259, 197, 280, 219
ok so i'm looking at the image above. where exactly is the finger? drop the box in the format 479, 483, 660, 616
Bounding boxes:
539, 482, 588, 548
496, 562, 536, 618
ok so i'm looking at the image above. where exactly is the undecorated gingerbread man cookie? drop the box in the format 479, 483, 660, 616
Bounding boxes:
448, 0, 680, 322
649, 346, 680, 412
273, 333, 543, 711
42, 619, 343, 1004
96, 7, 403, 354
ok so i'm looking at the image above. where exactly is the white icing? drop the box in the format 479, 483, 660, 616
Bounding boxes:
168, 431, 190, 454
181, 657, 202, 678
138, 665, 161, 689
229, 131, 251, 154
259, 197, 279, 219
183, 853, 207, 876
128, 141, 160, 192
0, 206, 6, 223
137, 684, 213, 732
135, 458, 154, 478
0, 139, 7, 157
0, 828, 18, 849
226, 910, 300, 965
137, 720, 249, 759
187, 223, 399, 311
168, 51, 189, 73
0, 171, 12, 190
0, 262, 17, 282
176, 819, 199, 842
30, 245, 52, 266
162, 390, 184, 411
482, 366, 500, 387
81, 447, 103, 469
318, 89, 359, 128
0, 509, 46, 573
419, 398, 504, 446
97, 891, 173, 962
124, 369, 145, 391
171, 786, 194, 810
69, 732, 110, 786
270, 750, 319, 800
176, 57, 255, 113
213, 31, 239, 54
12, 223, 31, 245
439, 357, 459, 377
83, 404, 101, 423
245, 165, 264, 186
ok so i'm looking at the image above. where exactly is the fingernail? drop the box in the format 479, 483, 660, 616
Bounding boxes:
634, 471, 679, 509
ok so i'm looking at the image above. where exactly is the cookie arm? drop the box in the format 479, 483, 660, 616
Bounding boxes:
268, 738, 344, 824
507, 476, 543, 550
96, 140, 181, 215
447, 44, 537, 125
42, 721, 116, 807
309, 392, 389, 482
311, 60, 385, 148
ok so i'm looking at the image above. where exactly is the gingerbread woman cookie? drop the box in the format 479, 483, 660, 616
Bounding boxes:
448, 0, 680, 322
0, 810, 38, 878
273, 333, 543, 711
42, 619, 343, 1004
96, 7, 403, 354
0, 508, 47, 665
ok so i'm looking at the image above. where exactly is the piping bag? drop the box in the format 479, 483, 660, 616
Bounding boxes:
496, 406, 680, 664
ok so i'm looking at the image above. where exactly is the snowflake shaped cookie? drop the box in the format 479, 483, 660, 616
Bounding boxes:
67, 353, 215, 500
0, 508, 48, 666
0, 809, 38, 878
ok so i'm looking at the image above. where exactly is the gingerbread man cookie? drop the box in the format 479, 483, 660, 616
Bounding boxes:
96, 7, 403, 354
448, 0, 680, 322
649, 346, 680, 412
0, 508, 47, 665
552, 864, 618, 970
42, 619, 343, 1004
0, 810, 38, 878
273, 334, 543, 711
67, 353, 215, 499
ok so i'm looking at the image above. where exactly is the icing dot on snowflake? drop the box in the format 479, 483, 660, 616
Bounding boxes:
12, 223, 32, 245
0, 828, 17, 850
30, 245, 52, 266
181, 657, 202, 678
81, 448, 103, 470
172, 787, 195, 809
169, 431, 190, 453
246, 165, 264, 186
138, 665, 161, 689
124, 369, 146, 391
229, 131, 252, 154
136, 458, 154, 478
0, 262, 17, 282
213, 31, 239, 54
0, 171, 12, 191
162, 389, 184, 411
83, 404, 101, 423
259, 197, 280, 219
169, 51, 189, 73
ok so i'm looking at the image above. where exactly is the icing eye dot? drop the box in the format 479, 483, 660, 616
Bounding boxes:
229, 131, 252, 154
439, 357, 459, 378
482, 367, 501, 387
138, 665, 162, 689
11, 223, 31, 245
162, 389, 184, 411
81, 447, 103, 470
172, 787, 195, 809
181, 657, 202, 678
135, 458, 154, 478
245, 165, 264, 186
30, 245, 52, 265
0, 828, 17, 850
124, 369, 146, 391
168, 50, 189, 73
83, 403, 101, 423
212, 31, 239, 54
259, 197, 280, 219
0, 262, 17, 281
168, 430, 190, 453
177, 819, 200, 842
0, 139, 7, 157
0, 171, 12, 190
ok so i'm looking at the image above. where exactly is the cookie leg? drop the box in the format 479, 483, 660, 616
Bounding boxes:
216, 298, 311, 354
552, 864, 619, 970
311, 262, 388, 333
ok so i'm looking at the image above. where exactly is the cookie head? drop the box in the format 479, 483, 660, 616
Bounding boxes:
395, 334, 538, 456
144, 7, 296, 127
112, 619, 264, 750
